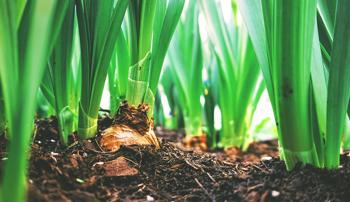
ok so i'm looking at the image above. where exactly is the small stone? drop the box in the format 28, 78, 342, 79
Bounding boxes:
92, 162, 104, 168
50, 139, 56, 143
146, 195, 154, 201
83, 152, 88, 157
76, 178, 85, 183
261, 156, 272, 161
271, 190, 280, 197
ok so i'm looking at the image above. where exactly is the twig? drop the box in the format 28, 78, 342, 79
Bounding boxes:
251, 164, 269, 173
194, 178, 213, 200
66, 141, 79, 150
247, 183, 264, 192
124, 157, 139, 166
94, 139, 107, 153
206, 172, 217, 183
185, 159, 199, 170
222, 160, 235, 166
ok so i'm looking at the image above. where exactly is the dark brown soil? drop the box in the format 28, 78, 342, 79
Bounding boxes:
0, 117, 350, 202
156, 126, 279, 163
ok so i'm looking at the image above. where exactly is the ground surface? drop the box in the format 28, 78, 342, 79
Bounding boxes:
0, 117, 349, 202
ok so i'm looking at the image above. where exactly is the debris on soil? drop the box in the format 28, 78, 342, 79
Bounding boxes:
182, 135, 208, 151
155, 126, 185, 143
112, 101, 152, 134
0, 117, 350, 202
156, 125, 279, 163
100, 102, 160, 152
100, 124, 153, 152
218, 139, 279, 162
103, 156, 139, 177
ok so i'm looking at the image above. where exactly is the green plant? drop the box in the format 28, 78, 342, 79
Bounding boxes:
203, 58, 219, 148
0, 0, 70, 201
99, 0, 184, 150
36, 88, 55, 118
238, 0, 350, 169
124, 0, 185, 115
76, 0, 129, 139
40, 1, 80, 144
167, 0, 203, 137
343, 118, 350, 149
155, 67, 180, 130
199, 0, 265, 149
0, 86, 7, 134
108, 24, 129, 115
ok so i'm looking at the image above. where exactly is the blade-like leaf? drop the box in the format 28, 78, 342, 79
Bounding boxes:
325, 0, 350, 168
76, 0, 128, 138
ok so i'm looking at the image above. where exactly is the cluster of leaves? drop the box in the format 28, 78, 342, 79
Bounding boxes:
156, 0, 266, 150
0, 1, 185, 201
238, 0, 350, 170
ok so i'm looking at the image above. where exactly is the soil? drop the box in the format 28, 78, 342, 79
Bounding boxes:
0, 116, 350, 202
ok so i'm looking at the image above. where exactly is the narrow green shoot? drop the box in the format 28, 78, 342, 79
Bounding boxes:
199, 0, 264, 149
238, 0, 320, 169
324, 0, 350, 168
40, 1, 80, 144
155, 67, 181, 130
238, 0, 350, 170
123, 0, 185, 115
167, 0, 203, 137
203, 57, 220, 148
108, 26, 130, 115
0, 0, 70, 201
36, 88, 55, 118
0, 86, 6, 134
76, 0, 129, 139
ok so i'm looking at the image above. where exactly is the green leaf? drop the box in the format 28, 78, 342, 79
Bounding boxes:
317, 0, 337, 41
148, 0, 185, 94
237, 0, 276, 111
167, 0, 202, 136
125, 0, 185, 116
108, 28, 130, 115
239, 0, 320, 169
76, 0, 128, 138
0, 0, 69, 201
200, 0, 264, 149
325, 0, 350, 168
41, 1, 78, 145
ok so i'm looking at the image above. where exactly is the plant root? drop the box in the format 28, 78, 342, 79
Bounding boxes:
100, 101, 160, 152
